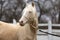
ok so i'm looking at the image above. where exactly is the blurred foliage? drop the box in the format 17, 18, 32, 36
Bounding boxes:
0, 0, 60, 23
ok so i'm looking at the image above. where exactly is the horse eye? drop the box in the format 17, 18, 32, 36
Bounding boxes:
29, 11, 32, 13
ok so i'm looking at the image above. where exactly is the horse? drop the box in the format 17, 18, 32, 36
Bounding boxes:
18, 2, 38, 40
0, 2, 38, 40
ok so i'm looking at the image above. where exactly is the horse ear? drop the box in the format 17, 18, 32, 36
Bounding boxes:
32, 2, 34, 7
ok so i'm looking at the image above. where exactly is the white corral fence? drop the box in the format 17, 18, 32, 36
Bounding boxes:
13, 19, 17, 24
38, 20, 60, 40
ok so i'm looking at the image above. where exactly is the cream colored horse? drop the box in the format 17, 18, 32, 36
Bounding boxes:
18, 2, 38, 40
0, 2, 38, 40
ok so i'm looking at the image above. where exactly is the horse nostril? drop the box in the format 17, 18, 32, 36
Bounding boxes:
19, 21, 24, 26
20, 21, 23, 23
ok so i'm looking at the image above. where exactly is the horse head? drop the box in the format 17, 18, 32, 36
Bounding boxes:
19, 2, 38, 29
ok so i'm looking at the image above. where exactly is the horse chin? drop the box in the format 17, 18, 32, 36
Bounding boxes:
20, 23, 25, 26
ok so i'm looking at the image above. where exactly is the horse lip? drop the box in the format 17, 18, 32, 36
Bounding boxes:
20, 23, 24, 26
19, 21, 24, 26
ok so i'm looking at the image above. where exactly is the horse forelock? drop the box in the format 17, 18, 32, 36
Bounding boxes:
22, 3, 36, 16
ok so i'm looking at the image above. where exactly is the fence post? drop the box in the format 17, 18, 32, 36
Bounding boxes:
13, 19, 16, 24
48, 20, 53, 40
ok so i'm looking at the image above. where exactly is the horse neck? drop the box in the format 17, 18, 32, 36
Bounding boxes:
25, 24, 36, 40
24, 13, 38, 39
25, 24, 35, 33
25, 16, 38, 35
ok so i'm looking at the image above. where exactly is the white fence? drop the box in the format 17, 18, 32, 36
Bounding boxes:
38, 20, 60, 40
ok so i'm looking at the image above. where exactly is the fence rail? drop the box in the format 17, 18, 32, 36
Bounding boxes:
38, 24, 60, 27
38, 20, 60, 40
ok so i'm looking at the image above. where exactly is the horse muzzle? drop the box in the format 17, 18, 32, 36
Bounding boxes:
19, 21, 25, 26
